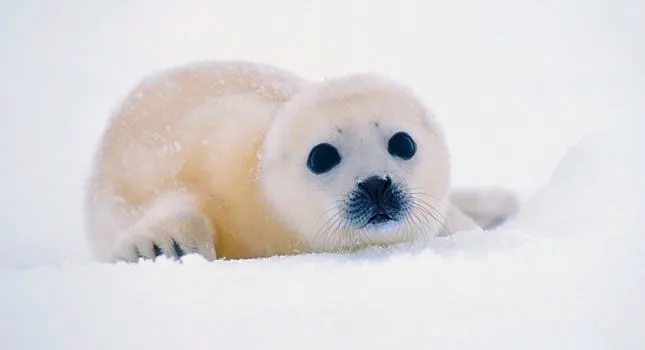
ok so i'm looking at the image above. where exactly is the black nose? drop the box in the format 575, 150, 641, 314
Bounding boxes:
357, 176, 392, 204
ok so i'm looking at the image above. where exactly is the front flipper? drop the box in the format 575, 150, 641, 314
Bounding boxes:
438, 203, 481, 236
112, 192, 217, 263
449, 187, 520, 230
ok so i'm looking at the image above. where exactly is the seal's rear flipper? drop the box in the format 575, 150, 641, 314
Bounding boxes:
449, 187, 521, 230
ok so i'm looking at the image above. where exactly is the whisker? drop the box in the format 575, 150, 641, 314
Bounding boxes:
416, 207, 451, 235
408, 208, 433, 241
408, 197, 452, 235
407, 192, 444, 201
312, 207, 345, 250
412, 202, 446, 226
401, 185, 453, 233
314, 185, 458, 253
409, 196, 448, 223
400, 214, 416, 249
402, 207, 423, 238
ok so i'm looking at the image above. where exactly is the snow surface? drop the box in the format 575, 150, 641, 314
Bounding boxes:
1, 1, 644, 349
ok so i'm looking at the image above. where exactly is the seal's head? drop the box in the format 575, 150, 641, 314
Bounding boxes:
259, 74, 451, 252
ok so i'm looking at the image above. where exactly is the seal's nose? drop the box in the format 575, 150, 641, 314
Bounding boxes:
357, 176, 392, 205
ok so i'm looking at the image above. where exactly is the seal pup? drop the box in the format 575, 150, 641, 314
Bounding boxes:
84, 61, 519, 262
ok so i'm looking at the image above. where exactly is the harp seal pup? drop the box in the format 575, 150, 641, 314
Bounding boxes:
84, 60, 519, 262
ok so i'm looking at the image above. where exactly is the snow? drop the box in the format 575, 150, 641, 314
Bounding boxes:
1, 0, 644, 349
7, 125, 645, 350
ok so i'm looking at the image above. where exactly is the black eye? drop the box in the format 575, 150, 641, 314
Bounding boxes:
388, 132, 416, 160
307, 143, 341, 174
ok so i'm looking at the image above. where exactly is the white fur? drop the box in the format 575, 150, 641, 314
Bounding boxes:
85, 60, 520, 262
450, 187, 520, 230
258, 74, 453, 251
113, 191, 216, 262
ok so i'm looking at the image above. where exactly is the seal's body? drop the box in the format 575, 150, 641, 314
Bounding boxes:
85, 61, 518, 262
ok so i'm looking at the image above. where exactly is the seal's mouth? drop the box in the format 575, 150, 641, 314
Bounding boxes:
367, 213, 394, 225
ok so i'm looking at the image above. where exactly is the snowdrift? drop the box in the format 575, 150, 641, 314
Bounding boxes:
1, 124, 643, 350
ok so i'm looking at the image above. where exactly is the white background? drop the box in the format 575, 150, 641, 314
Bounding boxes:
0, 1, 644, 349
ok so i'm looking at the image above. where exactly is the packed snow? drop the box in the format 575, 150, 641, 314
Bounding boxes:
1, 1, 644, 349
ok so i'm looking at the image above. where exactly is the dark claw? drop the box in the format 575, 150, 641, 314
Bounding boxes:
172, 239, 185, 257
153, 243, 163, 257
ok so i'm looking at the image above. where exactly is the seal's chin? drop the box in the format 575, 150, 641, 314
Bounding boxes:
366, 213, 393, 225
362, 217, 403, 242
